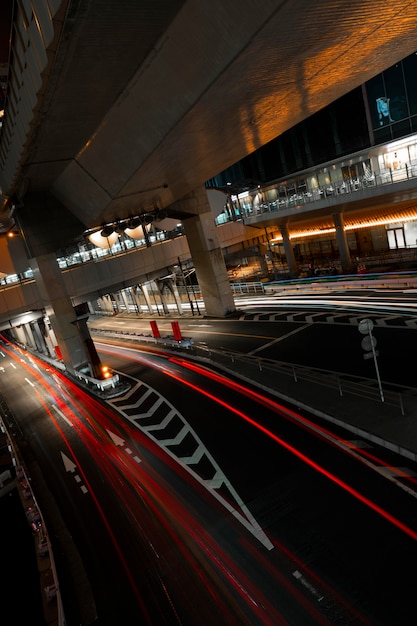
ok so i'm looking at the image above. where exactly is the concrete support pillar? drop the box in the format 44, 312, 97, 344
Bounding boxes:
12, 326, 26, 346
120, 289, 130, 313
43, 316, 60, 358
97, 296, 105, 314
178, 187, 235, 317
156, 280, 170, 315
279, 224, 298, 277
332, 213, 352, 274
103, 295, 114, 314
15, 192, 103, 376
132, 287, 143, 314
258, 246, 269, 276
156, 277, 184, 315
171, 280, 184, 316
97, 297, 105, 313
112, 293, 122, 313
23, 323, 37, 350
126, 288, 138, 314
72, 314, 103, 378
31, 320, 48, 355
31, 253, 102, 376
142, 283, 154, 314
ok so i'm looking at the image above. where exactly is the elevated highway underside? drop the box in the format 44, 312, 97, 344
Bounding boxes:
1, 0, 417, 377
2, 0, 417, 243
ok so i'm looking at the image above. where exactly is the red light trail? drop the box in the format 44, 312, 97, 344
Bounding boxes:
98, 342, 417, 543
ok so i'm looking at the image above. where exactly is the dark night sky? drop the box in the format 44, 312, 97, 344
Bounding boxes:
0, 0, 12, 63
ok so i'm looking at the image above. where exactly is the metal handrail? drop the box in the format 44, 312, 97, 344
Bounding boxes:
90, 327, 409, 414
240, 162, 417, 221
191, 344, 406, 412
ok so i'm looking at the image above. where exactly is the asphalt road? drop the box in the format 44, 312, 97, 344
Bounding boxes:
89, 306, 417, 387
3, 288, 417, 625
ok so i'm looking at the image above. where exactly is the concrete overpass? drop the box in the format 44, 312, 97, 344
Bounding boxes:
2, 0, 417, 229
1, 0, 417, 378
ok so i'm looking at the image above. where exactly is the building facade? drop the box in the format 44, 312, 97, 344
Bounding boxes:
207, 50, 417, 277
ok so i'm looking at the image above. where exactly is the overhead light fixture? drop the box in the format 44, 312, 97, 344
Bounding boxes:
100, 225, 115, 237
126, 217, 141, 229
115, 221, 127, 233
88, 229, 118, 249
124, 224, 148, 240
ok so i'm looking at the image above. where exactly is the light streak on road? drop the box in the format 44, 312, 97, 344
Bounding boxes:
31, 385, 155, 622
97, 340, 417, 545
169, 357, 417, 496
177, 376, 417, 540
4, 332, 409, 623
0, 338, 326, 624
47, 388, 291, 624
234, 293, 417, 315
52, 404, 74, 427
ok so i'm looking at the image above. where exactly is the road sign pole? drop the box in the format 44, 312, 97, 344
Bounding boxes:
369, 328, 384, 402
358, 318, 384, 403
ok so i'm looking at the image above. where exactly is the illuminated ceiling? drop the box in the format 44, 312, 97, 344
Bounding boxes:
2, 0, 417, 246
272, 207, 417, 243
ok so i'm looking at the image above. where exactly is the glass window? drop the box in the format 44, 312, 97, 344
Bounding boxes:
403, 53, 417, 116
383, 64, 408, 122
387, 227, 405, 249
365, 74, 386, 129
374, 125, 392, 144
391, 119, 411, 139
366, 63, 408, 130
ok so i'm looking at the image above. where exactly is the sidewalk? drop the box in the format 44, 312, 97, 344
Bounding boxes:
210, 352, 417, 462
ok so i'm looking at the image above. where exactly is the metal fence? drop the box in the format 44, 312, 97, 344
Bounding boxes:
90, 327, 409, 415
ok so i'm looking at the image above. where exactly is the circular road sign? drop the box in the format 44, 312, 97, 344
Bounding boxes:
358, 318, 374, 334
361, 335, 377, 351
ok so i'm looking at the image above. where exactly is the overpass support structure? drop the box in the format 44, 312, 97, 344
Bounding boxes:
15, 193, 104, 377
11, 186, 237, 368
31, 253, 103, 377
332, 213, 353, 273
176, 187, 236, 317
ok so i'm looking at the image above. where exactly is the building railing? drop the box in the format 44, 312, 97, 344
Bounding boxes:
239, 162, 417, 219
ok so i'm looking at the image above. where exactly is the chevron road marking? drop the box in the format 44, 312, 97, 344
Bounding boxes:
110, 373, 274, 550
239, 311, 416, 327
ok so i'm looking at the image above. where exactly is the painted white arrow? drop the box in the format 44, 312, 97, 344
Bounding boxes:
61, 451, 77, 473
106, 430, 142, 464
61, 452, 88, 493
106, 430, 125, 447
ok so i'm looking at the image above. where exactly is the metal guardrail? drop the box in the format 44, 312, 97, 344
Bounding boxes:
90, 327, 410, 415
190, 344, 407, 414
